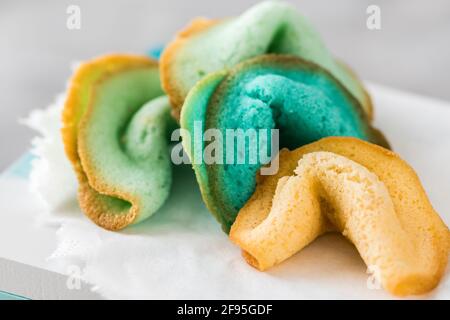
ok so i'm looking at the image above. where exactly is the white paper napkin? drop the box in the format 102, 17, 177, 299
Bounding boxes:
24, 83, 450, 299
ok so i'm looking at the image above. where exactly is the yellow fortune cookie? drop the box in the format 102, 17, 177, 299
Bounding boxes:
230, 137, 449, 296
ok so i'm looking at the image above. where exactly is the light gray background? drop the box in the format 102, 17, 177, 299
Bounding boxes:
1, 0, 449, 170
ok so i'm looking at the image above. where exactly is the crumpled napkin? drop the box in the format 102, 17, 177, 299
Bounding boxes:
25, 83, 450, 299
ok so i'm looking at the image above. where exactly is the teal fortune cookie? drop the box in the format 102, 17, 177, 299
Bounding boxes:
161, 0, 373, 120
62, 55, 176, 230
180, 55, 389, 233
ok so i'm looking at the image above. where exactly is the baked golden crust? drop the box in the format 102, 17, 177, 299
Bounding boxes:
61, 54, 157, 230
62, 54, 155, 170
230, 137, 449, 296
160, 18, 219, 120
77, 175, 139, 230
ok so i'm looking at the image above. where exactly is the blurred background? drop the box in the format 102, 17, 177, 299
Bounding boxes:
1, 0, 449, 170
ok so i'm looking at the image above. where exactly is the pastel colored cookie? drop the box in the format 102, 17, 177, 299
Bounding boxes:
181, 55, 389, 232
161, 0, 372, 119
62, 54, 176, 230
230, 137, 450, 296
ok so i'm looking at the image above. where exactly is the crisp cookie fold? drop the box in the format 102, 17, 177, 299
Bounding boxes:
161, 0, 372, 120
181, 55, 388, 233
230, 137, 450, 296
62, 54, 175, 230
